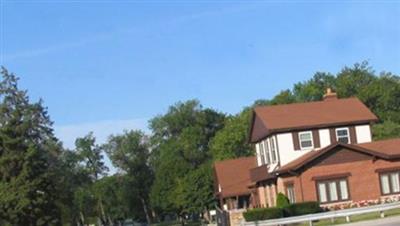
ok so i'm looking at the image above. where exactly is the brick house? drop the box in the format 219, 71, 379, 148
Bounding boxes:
214, 157, 256, 210
247, 89, 400, 208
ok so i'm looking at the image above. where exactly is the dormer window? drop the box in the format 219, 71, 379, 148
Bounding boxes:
299, 131, 314, 150
336, 128, 350, 144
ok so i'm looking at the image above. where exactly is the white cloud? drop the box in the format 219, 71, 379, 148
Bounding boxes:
54, 118, 149, 149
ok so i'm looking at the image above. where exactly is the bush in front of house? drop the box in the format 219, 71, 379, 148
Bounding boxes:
243, 201, 322, 222
243, 207, 284, 221
276, 192, 290, 208
284, 201, 323, 217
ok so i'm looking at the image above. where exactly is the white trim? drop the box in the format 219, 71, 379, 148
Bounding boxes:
259, 141, 266, 165
263, 139, 271, 164
298, 131, 314, 150
336, 127, 350, 144
270, 136, 278, 163
255, 143, 262, 166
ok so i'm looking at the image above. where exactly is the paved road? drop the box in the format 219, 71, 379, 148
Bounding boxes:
341, 215, 400, 226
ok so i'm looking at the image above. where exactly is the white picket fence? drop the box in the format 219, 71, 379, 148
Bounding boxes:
241, 201, 400, 226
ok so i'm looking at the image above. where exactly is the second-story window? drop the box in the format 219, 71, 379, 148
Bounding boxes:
299, 131, 313, 150
336, 128, 350, 144
270, 137, 277, 163
263, 140, 271, 164
259, 142, 265, 165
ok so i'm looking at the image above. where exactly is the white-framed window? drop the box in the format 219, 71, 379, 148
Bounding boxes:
317, 178, 350, 203
259, 142, 266, 165
270, 137, 277, 163
263, 140, 271, 164
286, 184, 296, 204
380, 171, 400, 195
336, 128, 350, 144
299, 131, 314, 150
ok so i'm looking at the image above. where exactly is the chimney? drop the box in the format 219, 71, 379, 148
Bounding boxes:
323, 88, 337, 101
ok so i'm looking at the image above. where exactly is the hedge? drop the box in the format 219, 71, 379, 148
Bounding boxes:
243, 207, 284, 221
284, 201, 323, 216
243, 201, 322, 222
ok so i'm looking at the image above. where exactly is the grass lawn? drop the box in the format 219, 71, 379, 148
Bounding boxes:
293, 208, 400, 226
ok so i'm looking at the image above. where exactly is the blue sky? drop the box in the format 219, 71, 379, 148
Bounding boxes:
1, 1, 400, 150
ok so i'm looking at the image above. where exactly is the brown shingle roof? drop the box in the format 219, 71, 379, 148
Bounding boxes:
276, 139, 400, 175
214, 157, 256, 198
249, 97, 378, 143
357, 139, 400, 157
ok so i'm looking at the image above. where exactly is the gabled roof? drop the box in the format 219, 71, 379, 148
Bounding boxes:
276, 138, 400, 175
214, 156, 256, 198
356, 139, 400, 157
249, 97, 378, 143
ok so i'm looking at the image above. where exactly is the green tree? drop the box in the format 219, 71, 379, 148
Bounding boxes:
0, 67, 61, 225
93, 175, 128, 225
75, 132, 108, 181
74, 133, 109, 225
149, 100, 225, 221
372, 121, 400, 140
210, 110, 253, 160
292, 72, 336, 102
104, 130, 153, 223
56, 149, 92, 225
174, 163, 215, 221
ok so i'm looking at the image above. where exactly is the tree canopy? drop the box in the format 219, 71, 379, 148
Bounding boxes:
0, 62, 399, 225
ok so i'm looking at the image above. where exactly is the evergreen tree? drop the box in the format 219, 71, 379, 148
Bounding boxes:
0, 67, 61, 225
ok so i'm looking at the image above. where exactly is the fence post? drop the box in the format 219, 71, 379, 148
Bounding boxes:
380, 211, 385, 218
309, 220, 313, 226
345, 216, 350, 223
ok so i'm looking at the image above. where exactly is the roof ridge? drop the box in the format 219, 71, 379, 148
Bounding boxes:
254, 97, 359, 110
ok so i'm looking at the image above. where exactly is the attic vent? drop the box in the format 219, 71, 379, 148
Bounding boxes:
323, 88, 338, 101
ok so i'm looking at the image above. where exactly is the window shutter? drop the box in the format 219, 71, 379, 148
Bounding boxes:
292, 132, 300, 150
329, 128, 337, 144
312, 130, 321, 148
349, 126, 357, 144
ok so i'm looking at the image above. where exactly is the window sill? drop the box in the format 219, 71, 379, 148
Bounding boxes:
299, 147, 314, 151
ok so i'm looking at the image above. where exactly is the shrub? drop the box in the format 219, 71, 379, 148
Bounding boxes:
284, 201, 323, 216
276, 193, 290, 208
243, 207, 284, 221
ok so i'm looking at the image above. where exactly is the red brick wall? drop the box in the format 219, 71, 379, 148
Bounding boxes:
280, 147, 400, 204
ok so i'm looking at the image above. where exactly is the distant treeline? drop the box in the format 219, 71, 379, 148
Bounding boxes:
0, 62, 399, 225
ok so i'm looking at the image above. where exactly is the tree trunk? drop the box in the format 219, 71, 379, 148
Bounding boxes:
180, 215, 185, 226
79, 211, 85, 226
204, 208, 211, 223
140, 196, 151, 225
107, 215, 113, 226
99, 198, 108, 225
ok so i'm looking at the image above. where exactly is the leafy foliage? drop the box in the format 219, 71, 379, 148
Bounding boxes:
210, 110, 253, 160
1, 61, 399, 224
243, 207, 284, 221
276, 193, 290, 208
284, 201, 322, 217
104, 130, 153, 223
243, 201, 322, 222
0, 67, 61, 225
149, 100, 225, 220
